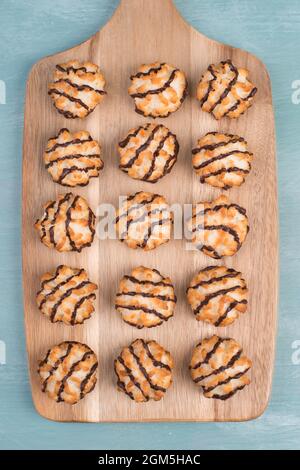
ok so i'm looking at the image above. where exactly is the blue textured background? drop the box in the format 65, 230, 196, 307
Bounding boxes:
0, 0, 299, 450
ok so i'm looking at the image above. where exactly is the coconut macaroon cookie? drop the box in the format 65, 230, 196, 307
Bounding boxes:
34, 193, 95, 252
128, 62, 187, 118
115, 191, 173, 251
197, 60, 257, 120
192, 132, 253, 189
44, 128, 104, 187
48, 60, 106, 119
189, 335, 252, 400
38, 341, 98, 404
187, 195, 249, 259
118, 123, 179, 183
114, 338, 174, 402
115, 266, 176, 329
36, 265, 98, 325
187, 266, 248, 327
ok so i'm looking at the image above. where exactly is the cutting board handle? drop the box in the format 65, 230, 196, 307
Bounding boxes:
104, 0, 187, 38
114, 0, 177, 19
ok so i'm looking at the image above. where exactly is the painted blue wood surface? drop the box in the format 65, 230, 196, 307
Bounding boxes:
0, 0, 299, 450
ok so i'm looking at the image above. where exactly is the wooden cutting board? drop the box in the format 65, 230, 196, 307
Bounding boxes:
22, 0, 278, 422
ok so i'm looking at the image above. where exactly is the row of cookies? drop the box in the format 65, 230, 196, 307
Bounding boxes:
44, 126, 253, 189
36, 265, 247, 328
45, 59, 256, 189
38, 335, 252, 404
49, 59, 256, 120
34, 192, 249, 258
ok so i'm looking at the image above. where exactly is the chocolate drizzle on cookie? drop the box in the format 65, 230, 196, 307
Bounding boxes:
114, 338, 173, 402
130, 63, 166, 80
40, 342, 73, 392
192, 132, 253, 189
34, 193, 95, 252
118, 124, 178, 183
36, 265, 97, 325
188, 195, 249, 259
123, 274, 173, 288
129, 62, 187, 118
115, 266, 176, 329
187, 266, 248, 327
49, 60, 106, 119
37, 266, 84, 308
115, 191, 173, 251
44, 128, 104, 188
197, 59, 257, 120
190, 335, 252, 400
130, 69, 179, 99
120, 124, 160, 169
38, 341, 98, 404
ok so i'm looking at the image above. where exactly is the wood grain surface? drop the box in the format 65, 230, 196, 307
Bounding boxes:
22, 0, 278, 422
